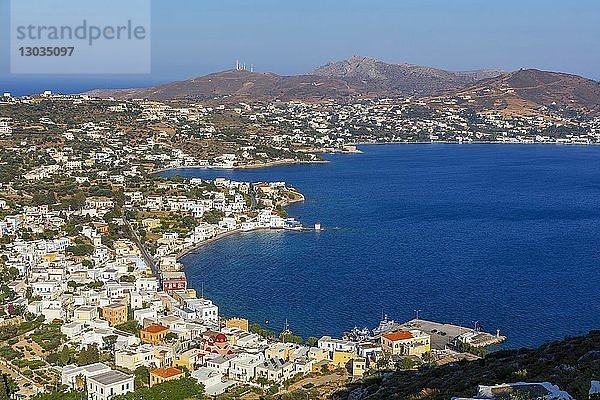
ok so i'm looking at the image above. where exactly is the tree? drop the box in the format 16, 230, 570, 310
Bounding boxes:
280, 333, 303, 344
113, 377, 205, 400
30, 390, 86, 400
103, 335, 118, 351
133, 366, 149, 388
77, 344, 99, 366
398, 357, 416, 370
0, 374, 18, 400
307, 336, 318, 347
115, 320, 140, 335
255, 376, 269, 388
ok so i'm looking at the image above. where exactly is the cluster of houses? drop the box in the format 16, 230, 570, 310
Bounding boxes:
1, 194, 442, 399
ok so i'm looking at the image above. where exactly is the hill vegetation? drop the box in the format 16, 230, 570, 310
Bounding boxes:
333, 331, 600, 400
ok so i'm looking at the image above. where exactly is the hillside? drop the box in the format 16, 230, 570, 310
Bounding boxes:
84, 58, 600, 114
312, 55, 504, 97
84, 56, 502, 101
333, 331, 600, 400
85, 69, 355, 102
450, 69, 600, 114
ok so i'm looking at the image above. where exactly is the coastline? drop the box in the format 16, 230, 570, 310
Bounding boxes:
152, 159, 329, 175
176, 226, 281, 260
152, 141, 596, 175
176, 194, 306, 261
355, 140, 600, 146
157, 143, 592, 347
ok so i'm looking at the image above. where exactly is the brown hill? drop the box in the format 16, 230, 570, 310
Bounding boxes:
453, 68, 600, 113
312, 55, 504, 97
85, 57, 503, 101
84, 59, 600, 113
86, 69, 355, 102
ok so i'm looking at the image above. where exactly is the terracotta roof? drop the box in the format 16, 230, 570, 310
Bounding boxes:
142, 324, 169, 333
382, 330, 413, 341
151, 367, 183, 379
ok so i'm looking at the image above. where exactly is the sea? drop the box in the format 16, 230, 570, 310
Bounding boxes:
160, 144, 600, 348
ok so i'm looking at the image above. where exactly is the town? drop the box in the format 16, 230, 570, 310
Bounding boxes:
0, 91, 596, 400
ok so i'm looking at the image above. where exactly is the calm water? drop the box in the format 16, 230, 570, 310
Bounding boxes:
161, 144, 600, 348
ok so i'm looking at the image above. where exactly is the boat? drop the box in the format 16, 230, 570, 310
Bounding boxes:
372, 314, 397, 336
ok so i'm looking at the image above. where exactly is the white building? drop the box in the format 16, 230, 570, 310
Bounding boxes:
185, 298, 218, 322
191, 367, 236, 396
87, 370, 134, 400
62, 363, 112, 389
318, 336, 357, 353
229, 353, 264, 382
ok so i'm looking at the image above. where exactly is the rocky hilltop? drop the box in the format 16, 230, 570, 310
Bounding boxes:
85, 57, 600, 114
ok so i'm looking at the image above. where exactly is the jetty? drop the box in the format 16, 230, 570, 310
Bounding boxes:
374, 317, 506, 350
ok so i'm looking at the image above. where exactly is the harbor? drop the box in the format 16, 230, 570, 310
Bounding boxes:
368, 315, 506, 351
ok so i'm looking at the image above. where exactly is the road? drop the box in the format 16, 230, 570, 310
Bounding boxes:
122, 208, 160, 287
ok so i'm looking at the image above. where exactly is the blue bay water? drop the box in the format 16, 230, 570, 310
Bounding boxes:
161, 144, 600, 348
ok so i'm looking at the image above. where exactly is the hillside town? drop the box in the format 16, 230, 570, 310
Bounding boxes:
0, 92, 596, 400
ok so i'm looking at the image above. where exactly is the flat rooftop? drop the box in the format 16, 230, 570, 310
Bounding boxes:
88, 370, 132, 386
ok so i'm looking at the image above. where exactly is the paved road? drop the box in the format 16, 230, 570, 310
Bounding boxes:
122, 208, 161, 288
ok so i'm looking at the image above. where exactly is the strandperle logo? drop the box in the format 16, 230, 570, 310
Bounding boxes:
10, 0, 151, 74
15, 20, 147, 47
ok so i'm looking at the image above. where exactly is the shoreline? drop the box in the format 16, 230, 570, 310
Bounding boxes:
153, 141, 598, 175
152, 159, 329, 174
176, 195, 305, 261
356, 140, 600, 146
176, 226, 288, 260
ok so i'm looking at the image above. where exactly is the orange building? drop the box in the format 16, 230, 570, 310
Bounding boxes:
149, 367, 184, 387
101, 303, 128, 326
140, 324, 170, 345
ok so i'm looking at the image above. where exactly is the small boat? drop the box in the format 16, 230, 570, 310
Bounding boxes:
372, 314, 397, 336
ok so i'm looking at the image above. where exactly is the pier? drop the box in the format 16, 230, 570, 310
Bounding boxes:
379, 318, 506, 350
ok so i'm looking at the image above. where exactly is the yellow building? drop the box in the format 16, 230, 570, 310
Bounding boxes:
381, 330, 430, 357
141, 218, 161, 230
351, 358, 367, 377
149, 367, 184, 387
102, 303, 128, 326
308, 347, 329, 363
311, 360, 334, 374
174, 348, 204, 371
140, 324, 170, 345
42, 252, 58, 262
226, 317, 249, 331
332, 350, 356, 367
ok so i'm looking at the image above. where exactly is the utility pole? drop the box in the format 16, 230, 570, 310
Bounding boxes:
414, 309, 422, 320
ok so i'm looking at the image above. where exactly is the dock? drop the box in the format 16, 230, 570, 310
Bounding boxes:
389, 319, 506, 350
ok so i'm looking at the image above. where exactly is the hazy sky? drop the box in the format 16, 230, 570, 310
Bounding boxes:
1, 0, 599, 95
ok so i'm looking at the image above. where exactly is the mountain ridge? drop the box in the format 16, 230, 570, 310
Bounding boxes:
84, 56, 600, 113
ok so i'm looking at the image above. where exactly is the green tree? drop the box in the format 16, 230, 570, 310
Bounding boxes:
0, 374, 18, 400
280, 333, 303, 344
133, 366, 149, 388
31, 390, 86, 400
77, 344, 99, 366
255, 376, 269, 388
113, 377, 205, 400
398, 357, 416, 370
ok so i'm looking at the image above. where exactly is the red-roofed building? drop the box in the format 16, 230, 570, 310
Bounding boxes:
140, 324, 170, 345
149, 367, 184, 387
381, 329, 430, 356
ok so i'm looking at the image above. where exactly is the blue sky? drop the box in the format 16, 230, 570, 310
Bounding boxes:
1, 0, 599, 95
